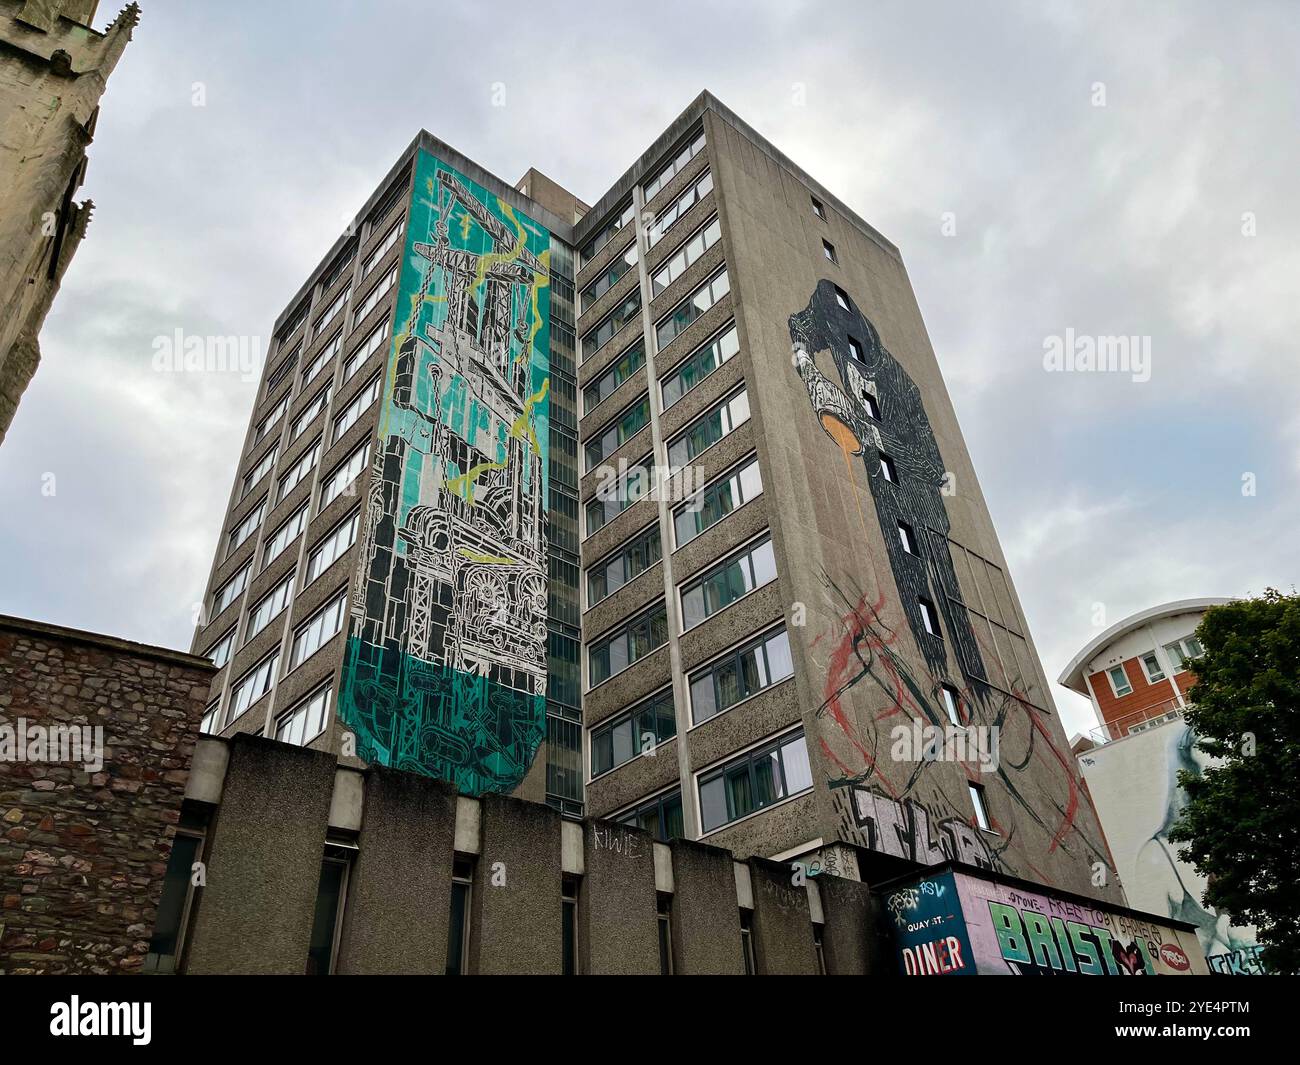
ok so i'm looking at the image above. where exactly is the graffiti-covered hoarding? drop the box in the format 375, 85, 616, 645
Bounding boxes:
882, 866, 1210, 975
337, 149, 551, 795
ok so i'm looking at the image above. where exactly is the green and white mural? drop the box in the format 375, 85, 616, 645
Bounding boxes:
338, 149, 551, 795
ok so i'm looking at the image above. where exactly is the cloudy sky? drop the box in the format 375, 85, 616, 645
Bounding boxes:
1, 0, 1296, 741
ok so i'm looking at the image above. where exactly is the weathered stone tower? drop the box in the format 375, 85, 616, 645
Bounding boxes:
0, 0, 138, 444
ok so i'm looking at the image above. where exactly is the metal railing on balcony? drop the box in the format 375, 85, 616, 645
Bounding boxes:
1089, 695, 1188, 746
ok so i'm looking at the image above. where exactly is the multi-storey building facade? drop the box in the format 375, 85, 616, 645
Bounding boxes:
192, 92, 1119, 907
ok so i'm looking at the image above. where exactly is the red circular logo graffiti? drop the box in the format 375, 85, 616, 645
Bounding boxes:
1160, 943, 1190, 971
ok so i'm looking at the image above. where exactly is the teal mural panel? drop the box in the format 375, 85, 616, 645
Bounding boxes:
337, 149, 551, 795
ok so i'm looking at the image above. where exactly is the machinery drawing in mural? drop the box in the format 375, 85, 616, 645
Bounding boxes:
788, 284, 1113, 887
337, 149, 551, 795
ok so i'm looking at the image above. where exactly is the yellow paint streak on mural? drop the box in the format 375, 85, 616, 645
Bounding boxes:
444, 378, 551, 503
457, 549, 517, 565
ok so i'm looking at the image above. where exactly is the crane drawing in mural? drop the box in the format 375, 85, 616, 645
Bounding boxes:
339, 156, 551, 796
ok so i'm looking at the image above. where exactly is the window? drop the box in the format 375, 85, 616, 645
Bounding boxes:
582, 340, 644, 413
834, 284, 850, 311
320, 441, 370, 509
306, 845, 351, 975
306, 509, 360, 585
578, 200, 634, 265
277, 439, 322, 503
650, 215, 721, 296
301, 331, 342, 390
1107, 665, 1133, 698
648, 169, 714, 248
862, 390, 881, 419
969, 782, 991, 832
447, 858, 474, 975
680, 536, 777, 630
643, 127, 706, 202
201, 700, 221, 735
276, 684, 331, 747
314, 285, 349, 337
226, 651, 278, 726
254, 392, 291, 445
822, 238, 837, 263
546, 711, 583, 815
590, 688, 675, 778
239, 445, 278, 502
291, 383, 332, 441
740, 910, 757, 974
660, 323, 739, 410
344, 319, 388, 382
698, 728, 812, 833
584, 453, 651, 535
588, 602, 668, 686
657, 895, 674, 975
362, 219, 404, 278
667, 387, 750, 467
813, 924, 827, 975
586, 523, 661, 606
290, 590, 348, 668
584, 394, 650, 471
811, 195, 826, 221
352, 263, 397, 323
265, 347, 298, 397
319, 243, 356, 292
143, 823, 205, 973
1140, 652, 1166, 683
261, 503, 308, 571
211, 562, 251, 617
245, 572, 294, 641
227, 498, 266, 557
580, 289, 641, 360
847, 335, 864, 362
940, 684, 962, 727
579, 243, 637, 312
333, 373, 382, 442
279, 299, 310, 343
919, 598, 941, 638
1163, 635, 1204, 672
655, 268, 729, 350
562, 878, 580, 976
614, 788, 684, 842
880, 454, 898, 483
674, 455, 762, 545
689, 627, 793, 725
898, 521, 917, 555
205, 628, 236, 670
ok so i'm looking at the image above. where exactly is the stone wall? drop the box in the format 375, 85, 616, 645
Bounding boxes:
0, 615, 213, 974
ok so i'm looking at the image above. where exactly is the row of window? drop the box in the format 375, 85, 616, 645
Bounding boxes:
216, 436, 370, 596
647, 169, 713, 249
207, 587, 349, 734
610, 724, 811, 840
579, 243, 637, 313
574, 125, 705, 269
205, 505, 361, 669
1105, 634, 1203, 697
650, 215, 720, 296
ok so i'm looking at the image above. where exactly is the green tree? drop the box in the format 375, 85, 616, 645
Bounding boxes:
1168, 588, 1300, 974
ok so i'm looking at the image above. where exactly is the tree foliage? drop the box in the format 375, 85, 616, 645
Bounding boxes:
1168, 588, 1300, 974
